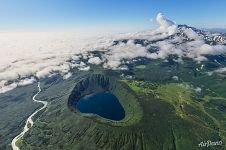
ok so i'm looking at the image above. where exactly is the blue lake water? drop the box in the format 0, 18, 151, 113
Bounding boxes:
76, 92, 125, 121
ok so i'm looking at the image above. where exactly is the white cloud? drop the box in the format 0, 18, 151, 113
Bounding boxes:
154, 41, 183, 59
214, 67, 226, 73
88, 57, 102, 65
172, 76, 179, 81
0, 13, 226, 93
184, 40, 226, 62
0, 77, 36, 93
156, 13, 178, 35
0, 80, 18, 93
18, 77, 36, 86
79, 66, 90, 71
194, 87, 202, 93
63, 72, 72, 79
102, 40, 150, 68
183, 28, 200, 39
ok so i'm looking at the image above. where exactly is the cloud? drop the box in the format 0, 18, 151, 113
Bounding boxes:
102, 40, 150, 69
184, 40, 226, 62
18, 77, 36, 86
63, 72, 72, 79
78, 66, 90, 71
156, 13, 178, 35
0, 32, 99, 93
154, 41, 183, 59
214, 67, 226, 73
194, 87, 202, 93
0, 77, 36, 93
88, 57, 102, 65
172, 76, 179, 81
0, 81, 18, 93
183, 28, 200, 39
0, 13, 226, 93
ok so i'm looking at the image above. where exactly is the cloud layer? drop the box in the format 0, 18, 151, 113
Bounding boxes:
0, 13, 226, 93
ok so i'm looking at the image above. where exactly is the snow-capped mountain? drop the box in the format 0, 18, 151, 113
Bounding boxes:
177, 24, 226, 44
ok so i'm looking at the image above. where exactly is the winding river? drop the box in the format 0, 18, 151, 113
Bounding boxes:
11, 82, 48, 150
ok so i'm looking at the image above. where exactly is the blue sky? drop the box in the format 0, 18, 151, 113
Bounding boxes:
0, 0, 226, 31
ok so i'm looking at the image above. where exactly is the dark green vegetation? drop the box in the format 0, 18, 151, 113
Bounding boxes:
0, 84, 42, 150
68, 74, 142, 126
1, 56, 226, 150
